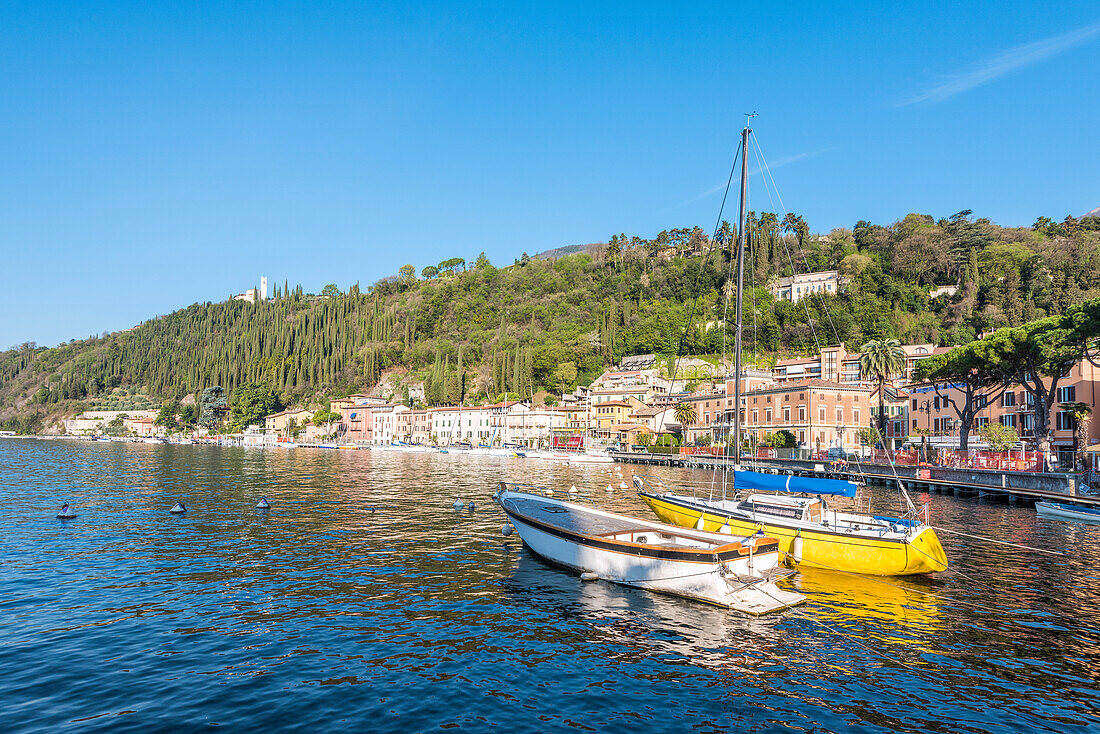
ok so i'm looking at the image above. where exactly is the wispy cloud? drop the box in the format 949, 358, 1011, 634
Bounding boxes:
668, 147, 833, 211
900, 20, 1100, 106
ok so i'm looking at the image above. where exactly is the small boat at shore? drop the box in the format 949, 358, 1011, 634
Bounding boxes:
1036, 501, 1100, 524
495, 483, 805, 614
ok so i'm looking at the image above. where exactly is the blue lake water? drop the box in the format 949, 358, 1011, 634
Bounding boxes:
2, 438, 1099, 732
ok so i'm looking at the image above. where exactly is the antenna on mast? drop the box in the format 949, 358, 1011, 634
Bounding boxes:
744, 111, 757, 129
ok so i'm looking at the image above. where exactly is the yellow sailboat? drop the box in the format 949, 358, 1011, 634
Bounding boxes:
639, 119, 947, 576
638, 472, 947, 576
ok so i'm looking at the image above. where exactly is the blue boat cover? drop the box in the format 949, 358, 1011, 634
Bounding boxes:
734, 469, 857, 498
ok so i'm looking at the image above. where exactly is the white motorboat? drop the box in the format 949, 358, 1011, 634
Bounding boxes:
568, 451, 614, 464
1036, 501, 1100, 524
495, 483, 805, 614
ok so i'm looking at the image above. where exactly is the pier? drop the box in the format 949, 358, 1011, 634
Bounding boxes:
610, 451, 1100, 507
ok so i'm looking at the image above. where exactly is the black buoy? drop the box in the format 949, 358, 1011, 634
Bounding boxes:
256, 498, 270, 510
467, 501, 475, 511
56, 503, 77, 519
170, 502, 187, 514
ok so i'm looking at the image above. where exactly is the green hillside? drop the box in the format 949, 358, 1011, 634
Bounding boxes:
3, 211, 1099, 432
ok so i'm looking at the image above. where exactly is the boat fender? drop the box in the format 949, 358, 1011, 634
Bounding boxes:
695, 514, 707, 531
501, 523, 514, 537
718, 521, 733, 535
580, 572, 599, 581
792, 530, 803, 564
56, 504, 77, 519
544, 489, 554, 496
170, 502, 186, 514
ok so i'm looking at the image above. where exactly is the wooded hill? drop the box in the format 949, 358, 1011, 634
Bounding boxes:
2, 211, 1099, 432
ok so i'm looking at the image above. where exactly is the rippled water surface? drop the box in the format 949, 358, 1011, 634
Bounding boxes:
3, 438, 1099, 732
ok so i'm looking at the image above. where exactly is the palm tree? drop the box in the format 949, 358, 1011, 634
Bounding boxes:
860, 339, 906, 444
674, 401, 698, 428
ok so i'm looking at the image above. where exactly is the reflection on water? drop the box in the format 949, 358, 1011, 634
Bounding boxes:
1, 439, 1099, 732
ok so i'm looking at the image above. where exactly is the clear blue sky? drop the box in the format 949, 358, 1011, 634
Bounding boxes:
2, 1, 1098, 348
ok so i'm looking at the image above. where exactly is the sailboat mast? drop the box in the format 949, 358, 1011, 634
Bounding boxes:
732, 120, 751, 460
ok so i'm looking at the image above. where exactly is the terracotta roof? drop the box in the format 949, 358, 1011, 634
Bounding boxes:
747, 378, 871, 394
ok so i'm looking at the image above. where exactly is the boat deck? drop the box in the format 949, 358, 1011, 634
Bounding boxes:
502, 495, 649, 536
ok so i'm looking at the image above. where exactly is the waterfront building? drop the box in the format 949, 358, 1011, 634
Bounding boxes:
264, 408, 314, 434
772, 342, 939, 387
368, 404, 409, 445
502, 406, 569, 447
396, 409, 430, 444
718, 379, 871, 453
339, 404, 373, 443
906, 357, 1100, 467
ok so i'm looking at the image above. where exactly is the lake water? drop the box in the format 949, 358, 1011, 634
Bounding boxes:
2, 438, 1099, 732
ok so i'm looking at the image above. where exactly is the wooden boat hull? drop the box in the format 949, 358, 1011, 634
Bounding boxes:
498, 489, 804, 614
1036, 501, 1100, 523
641, 493, 948, 576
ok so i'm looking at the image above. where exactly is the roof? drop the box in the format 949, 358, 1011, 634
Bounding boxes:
595, 400, 634, 408
775, 357, 819, 367
747, 379, 872, 394
265, 407, 313, 419
634, 406, 671, 417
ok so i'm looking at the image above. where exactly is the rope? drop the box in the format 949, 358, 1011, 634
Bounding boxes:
930, 526, 1064, 555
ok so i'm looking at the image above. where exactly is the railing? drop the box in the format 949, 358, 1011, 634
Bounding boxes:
867, 449, 1045, 472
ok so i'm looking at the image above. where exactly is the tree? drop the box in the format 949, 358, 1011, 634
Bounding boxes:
674, 401, 698, 427
179, 404, 197, 429
398, 264, 417, 286
636, 430, 653, 448
228, 382, 279, 430
155, 400, 180, 431
421, 265, 440, 279
553, 361, 577, 394
860, 338, 905, 438
978, 422, 1019, 451
199, 387, 227, 429
1062, 401, 1092, 470
320, 284, 341, 297
312, 407, 341, 439
913, 347, 1008, 451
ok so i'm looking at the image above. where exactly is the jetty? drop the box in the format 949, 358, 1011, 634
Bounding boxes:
610, 451, 1099, 508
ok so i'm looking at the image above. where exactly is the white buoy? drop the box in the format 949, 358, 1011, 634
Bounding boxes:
580, 572, 599, 581
56, 503, 77, 519
502, 523, 514, 537
569, 485, 578, 494
544, 488, 554, 496
256, 498, 270, 510
453, 497, 464, 509
606, 484, 614, 492
619, 481, 628, 490
170, 502, 186, 514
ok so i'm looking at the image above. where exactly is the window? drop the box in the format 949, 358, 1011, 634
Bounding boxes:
798, 407, 806, 422
1001, 414, 1016, 428
1001, 391, 1015, 407
836, 408, 844, 424
912, 399, 918, 410
1058, 386, 1076, 403
1057, 412, 1077, 431
853, 409, 860, 425
975, 395, 987, 409
819, 408, 826, 423
783, 408, 790, 422
976, 417, 989, 428
798, 430, 805, 444
766, 408, 772, 423
934, 396, 940, 410
752, 409, 758, 425
912, 419, 917, 429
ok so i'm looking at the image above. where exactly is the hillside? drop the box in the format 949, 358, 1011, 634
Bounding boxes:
3, 210, 1100, 432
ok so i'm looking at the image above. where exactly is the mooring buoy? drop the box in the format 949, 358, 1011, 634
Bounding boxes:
170, 502, 187, 514
56, 504, 77, 519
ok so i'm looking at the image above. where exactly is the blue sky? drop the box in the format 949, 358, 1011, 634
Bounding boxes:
2, 1, 1098, 348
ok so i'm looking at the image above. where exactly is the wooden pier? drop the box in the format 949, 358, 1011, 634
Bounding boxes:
610, 451, 1100, 508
